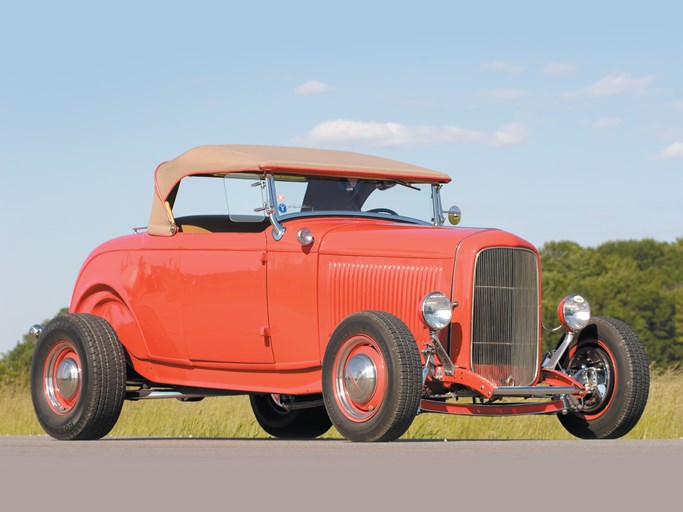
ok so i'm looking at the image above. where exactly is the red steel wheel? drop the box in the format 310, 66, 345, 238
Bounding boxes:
43, 340, 82, 415
323, 311, 422, 442
331, 334, 387, 422
558, 316, 649, 439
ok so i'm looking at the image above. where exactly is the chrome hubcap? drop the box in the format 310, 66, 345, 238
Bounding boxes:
55, 359, 80, 400
344, 354, 377, 404
569, 346, 612, 414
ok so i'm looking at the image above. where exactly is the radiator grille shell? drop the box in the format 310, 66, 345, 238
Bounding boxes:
471, 247, 539, 386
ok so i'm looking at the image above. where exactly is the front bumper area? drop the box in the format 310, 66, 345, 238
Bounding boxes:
419, 368, 586, 417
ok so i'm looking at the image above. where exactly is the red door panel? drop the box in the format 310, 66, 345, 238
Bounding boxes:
180, 232, 273, 364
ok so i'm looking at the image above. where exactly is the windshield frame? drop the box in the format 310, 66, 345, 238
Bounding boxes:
266, 173, 445, 228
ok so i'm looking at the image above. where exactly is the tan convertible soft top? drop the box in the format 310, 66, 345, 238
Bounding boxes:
148, 144, 451, 236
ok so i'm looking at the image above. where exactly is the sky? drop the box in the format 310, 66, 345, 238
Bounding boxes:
1, 1, 682, 353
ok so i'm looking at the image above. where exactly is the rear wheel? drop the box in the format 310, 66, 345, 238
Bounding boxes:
30, 314, 126, 440
322, 311, 422, 442
250, 394, 332, 439
558, 316, 649, 439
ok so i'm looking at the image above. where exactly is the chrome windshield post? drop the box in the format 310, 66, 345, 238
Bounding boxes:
264, 174, 286, 241
431, 184, 444, 226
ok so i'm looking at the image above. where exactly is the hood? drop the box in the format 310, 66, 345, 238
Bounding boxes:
318, 223, 494, 259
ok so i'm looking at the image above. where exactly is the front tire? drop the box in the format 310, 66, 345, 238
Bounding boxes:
558, 316, 649, 439
30, 314, 126, 440
250, 394, 332, 439
322, 311, 422, 442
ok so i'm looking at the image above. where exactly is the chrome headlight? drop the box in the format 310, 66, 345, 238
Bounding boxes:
558, 294, 591, 331
421, 292, 452, 331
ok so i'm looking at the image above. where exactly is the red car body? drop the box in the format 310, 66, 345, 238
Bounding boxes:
30, 145, 650, 441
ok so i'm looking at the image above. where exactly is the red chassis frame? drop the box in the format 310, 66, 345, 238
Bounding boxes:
419, 368, 585, 416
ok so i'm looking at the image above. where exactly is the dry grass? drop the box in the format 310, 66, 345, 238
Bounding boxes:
2, 369, 680, 439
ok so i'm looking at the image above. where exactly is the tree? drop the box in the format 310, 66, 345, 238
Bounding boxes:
0, 308, 69, 386
540, 239, 683, 367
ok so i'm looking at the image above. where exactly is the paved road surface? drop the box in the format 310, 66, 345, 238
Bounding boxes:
0, 437, 680, 511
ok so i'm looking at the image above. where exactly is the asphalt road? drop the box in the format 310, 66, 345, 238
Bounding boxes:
0, 436, 680, 511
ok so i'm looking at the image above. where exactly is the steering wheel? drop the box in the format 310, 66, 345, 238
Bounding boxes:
367, 208, 398, 216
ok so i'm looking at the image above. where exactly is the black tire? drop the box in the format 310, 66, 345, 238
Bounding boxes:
558, 316, 649, 439
30, 314, 127, 440
322, 311, 422, 442
250, 394, 332, 439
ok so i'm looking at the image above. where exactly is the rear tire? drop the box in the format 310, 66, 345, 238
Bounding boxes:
30, 314, 126, 440
322, 311, 422, 442
558, 316, 649, 439
250, 394, 332, 439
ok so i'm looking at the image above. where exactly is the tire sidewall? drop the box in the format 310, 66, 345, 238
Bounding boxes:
250, 394, 332, 439
250, 394, 304, 432
322, 313, 416, 441
560, 316, 647, 438
30, 319, 93, 438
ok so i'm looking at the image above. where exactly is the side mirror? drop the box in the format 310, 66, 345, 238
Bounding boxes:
446, 206, 462, 225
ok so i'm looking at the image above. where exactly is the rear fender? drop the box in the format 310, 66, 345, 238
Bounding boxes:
71, 285, 150, 361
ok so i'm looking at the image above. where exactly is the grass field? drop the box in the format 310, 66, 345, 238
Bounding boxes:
2, 369, 680, 439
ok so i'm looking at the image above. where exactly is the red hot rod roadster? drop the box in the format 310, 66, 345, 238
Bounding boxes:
30, 145, 650, 441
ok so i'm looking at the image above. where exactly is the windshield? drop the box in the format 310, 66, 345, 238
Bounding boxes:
272, 175, 436, 224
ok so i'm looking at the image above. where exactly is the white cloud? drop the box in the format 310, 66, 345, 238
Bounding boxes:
294, 80, 334, 96
658, 142, 683, 160
592, 117, 623, 129
481, 61, 524, 74
292, 120, 528, 148
543, 61, 577, 77
564, 73, 654, 99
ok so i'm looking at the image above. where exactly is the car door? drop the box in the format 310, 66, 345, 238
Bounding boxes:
174, 174, 274, 364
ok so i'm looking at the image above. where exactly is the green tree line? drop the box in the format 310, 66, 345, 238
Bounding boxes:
541, 238, 683, 366
2, 238, 681, 384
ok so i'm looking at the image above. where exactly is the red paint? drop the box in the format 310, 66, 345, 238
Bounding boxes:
66, 151, 590, 415
420, 399, 567, 416
331, 334, 387, 422
43, 341, 81, 415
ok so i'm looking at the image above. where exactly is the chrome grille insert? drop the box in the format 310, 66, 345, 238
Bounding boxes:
471, 248, 539, 386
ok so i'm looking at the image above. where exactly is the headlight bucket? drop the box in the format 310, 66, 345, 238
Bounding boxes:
557, 294, 591, 331
421, 292, 453, 331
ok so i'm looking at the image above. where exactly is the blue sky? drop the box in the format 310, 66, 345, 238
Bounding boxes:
1, 1, 682, 352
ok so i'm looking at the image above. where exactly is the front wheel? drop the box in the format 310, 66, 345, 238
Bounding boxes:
322, 311, 422, 442
558, 316, 649, 439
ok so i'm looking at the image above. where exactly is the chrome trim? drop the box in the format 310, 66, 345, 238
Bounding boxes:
492, 386, 578, 397
296, 227, 315, 246
344, 354, 378, 404
29, 324, 43, 341
55, 358, 80, 399
470, 247, 540, 387
542, 330, 575, 369
446, 205, 462, 226
429, 331, 455, 376
543, 322, 564, 333
421, 292, 452, 331
126, 390, 208, 401
279, 210, 431, 226
431, 184, 444, 226
264, 174, 286, 240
